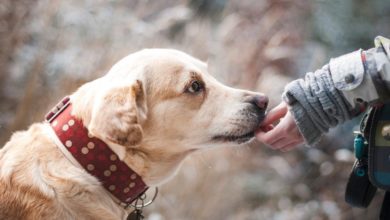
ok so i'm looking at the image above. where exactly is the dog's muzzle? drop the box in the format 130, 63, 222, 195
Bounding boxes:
212, 95, 268, 144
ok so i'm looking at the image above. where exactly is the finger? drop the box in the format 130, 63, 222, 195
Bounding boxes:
270, 138, 299, 150
255, 128, 283, 145
280, 141, 302, 152
256, 117, 290, 144
258, 124, 274, 132
261, 102, 288, 126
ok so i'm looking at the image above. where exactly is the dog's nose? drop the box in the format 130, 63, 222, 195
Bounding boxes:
250, 95, 269, 110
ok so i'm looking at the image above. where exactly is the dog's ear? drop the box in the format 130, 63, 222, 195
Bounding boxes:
88, 80, 147, 147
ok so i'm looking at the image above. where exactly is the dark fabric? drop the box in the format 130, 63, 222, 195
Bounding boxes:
380, 192, 390, 220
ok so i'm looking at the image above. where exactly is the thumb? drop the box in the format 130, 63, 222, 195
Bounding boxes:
261, 102, 288, 126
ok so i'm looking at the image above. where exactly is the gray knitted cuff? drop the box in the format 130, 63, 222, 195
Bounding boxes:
282, 65, 355, 146
288, 101, 323, 146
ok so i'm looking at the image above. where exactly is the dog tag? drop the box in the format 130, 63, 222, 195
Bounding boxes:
127, 209, 144, 220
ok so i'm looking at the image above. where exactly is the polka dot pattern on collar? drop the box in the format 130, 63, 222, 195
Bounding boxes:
48, 98, 148, 205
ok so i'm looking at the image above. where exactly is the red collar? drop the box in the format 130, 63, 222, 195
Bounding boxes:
45, 97, 148, 206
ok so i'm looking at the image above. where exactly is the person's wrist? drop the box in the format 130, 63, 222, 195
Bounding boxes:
287, 102, 322, 146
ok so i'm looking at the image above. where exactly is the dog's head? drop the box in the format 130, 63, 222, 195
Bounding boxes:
71, 49, 267, 184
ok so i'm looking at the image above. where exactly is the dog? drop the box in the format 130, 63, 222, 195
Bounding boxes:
0, 49, 268, 219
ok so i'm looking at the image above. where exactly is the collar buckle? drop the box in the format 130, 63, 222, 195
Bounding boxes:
45, 96, 71, 123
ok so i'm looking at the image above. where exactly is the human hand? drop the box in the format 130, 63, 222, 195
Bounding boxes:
256, 102, 304, 152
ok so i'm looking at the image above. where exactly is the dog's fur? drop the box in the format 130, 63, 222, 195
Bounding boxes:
0, 49, 267, 219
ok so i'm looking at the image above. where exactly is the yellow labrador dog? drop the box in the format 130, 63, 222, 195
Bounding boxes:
0, 49, 268, 220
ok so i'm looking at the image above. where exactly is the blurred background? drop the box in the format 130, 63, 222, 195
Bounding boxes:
1, 0, 389, 219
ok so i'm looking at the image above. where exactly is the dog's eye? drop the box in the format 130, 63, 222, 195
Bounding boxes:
187, 80, 203, 94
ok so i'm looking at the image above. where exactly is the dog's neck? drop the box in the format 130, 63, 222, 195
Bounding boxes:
123, 141, 196, 186
47, 97, 149, 206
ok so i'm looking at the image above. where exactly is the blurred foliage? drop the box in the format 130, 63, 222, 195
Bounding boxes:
311, 0, 390, 55
0, 0, 389, 219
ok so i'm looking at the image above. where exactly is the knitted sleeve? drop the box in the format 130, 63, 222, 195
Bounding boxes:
282, 65, 357, 145
280, 36, 390, 145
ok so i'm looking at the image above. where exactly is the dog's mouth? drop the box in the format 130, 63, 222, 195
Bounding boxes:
211, 107, 265, 144
212, 131, 255, 144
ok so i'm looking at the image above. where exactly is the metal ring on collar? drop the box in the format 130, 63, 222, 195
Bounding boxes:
130, 187, 159, 209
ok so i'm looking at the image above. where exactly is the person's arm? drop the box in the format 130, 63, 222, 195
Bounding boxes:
329, 36, 390, 107
257, 36, 390, 149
